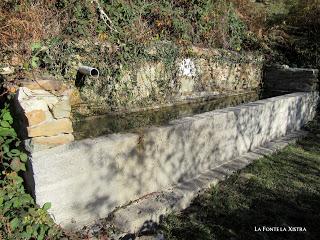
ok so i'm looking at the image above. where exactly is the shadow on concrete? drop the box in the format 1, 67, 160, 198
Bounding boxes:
60, 92, 318, 229
158, 133, 320, 240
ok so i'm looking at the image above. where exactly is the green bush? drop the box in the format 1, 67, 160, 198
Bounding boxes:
0, 103, 62, 240
285, 0, 320, 69
0, 103, 28, 173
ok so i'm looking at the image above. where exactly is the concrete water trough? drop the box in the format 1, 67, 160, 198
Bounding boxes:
24, 90, 319, 230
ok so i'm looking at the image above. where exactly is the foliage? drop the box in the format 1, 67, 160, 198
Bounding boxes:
1, 0, 319, 70
4, 0, 250, 110
0, 103, 27, 173
0, 103, 62, 240
1, 0, 248, 73
0, 0, 319, 109
235, 0, 320, 69
279, 0, 320, 69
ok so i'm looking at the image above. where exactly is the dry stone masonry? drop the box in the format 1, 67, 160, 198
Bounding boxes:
75, 48, 264, 116
13, 80, 74, 152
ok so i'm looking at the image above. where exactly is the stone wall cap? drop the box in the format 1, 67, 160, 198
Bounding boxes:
19, 79, 69, 93
266, 65, 319, 74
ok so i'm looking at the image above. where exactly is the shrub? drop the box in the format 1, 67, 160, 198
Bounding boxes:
0, 102, 62, 240
1, 0, 250, 68
285, 0, 320, 68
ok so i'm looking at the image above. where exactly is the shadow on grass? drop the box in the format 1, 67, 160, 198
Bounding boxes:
160, 117, 320, 240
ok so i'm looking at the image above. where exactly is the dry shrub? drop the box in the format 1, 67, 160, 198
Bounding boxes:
126, 17, 154, 43
231, 0, 268, 36
288, 0, 320, 27
0, 0, 60, 65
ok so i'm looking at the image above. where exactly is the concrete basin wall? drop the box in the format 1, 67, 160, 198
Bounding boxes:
25, 92, 319, 228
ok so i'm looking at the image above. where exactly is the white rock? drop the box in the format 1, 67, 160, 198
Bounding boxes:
0, 66, 14, 75
19, 99, 48, 113
178, 58, 196, 77
15, 87, 33, 102
14, 88, 53, 122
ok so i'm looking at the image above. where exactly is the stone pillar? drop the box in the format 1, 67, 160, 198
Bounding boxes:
13, 80, 74, 152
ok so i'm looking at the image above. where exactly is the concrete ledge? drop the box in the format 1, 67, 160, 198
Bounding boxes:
109, 130, 308, 234
25, 92, 319, 229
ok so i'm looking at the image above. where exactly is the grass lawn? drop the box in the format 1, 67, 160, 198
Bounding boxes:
159, 115, 320, 240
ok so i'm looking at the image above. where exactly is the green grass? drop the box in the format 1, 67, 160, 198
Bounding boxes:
160, 115, 320, 240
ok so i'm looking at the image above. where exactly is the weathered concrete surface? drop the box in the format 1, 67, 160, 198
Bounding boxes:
25, 92, 319, 229
110, 130, 308, 234
264, 65, 319, 92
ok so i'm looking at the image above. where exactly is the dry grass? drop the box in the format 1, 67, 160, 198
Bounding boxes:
231, 0, 268, 36
0, 0, 61, 65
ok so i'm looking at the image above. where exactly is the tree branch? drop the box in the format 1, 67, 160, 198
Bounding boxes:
92, 0, 118, 33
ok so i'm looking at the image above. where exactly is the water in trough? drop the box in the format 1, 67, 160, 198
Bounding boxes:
73, 90, 287, 140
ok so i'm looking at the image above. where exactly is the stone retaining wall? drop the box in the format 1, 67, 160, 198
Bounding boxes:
25, 91, 319, 229
264, 65, 319, 92
74, 48, 264, 116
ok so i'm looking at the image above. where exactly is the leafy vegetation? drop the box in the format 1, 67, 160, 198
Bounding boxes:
1, 0, 319, 71
0, 102, 62, 239
0, 103, 28, 173
159, 114, 320, 240
272, 0, 319, 69
1, 0, 319, 109
0, 0, 250, 86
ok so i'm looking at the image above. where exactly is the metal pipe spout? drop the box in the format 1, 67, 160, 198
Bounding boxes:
78, 66, 99, 78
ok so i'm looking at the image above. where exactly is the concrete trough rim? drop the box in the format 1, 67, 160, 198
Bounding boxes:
31, 92, 310, 157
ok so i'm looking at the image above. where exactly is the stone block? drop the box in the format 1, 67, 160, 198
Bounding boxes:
24, 134, 75, 152
14, 87, 57, 117
25, 110, 47, 126
15, 87, 32, 102
14, 91, 53, 126
52, 99, 71, 119
27, 118, 73, 137
20, 80, 68, 93
19, 99, 49, 113
30, 89, 59, 108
